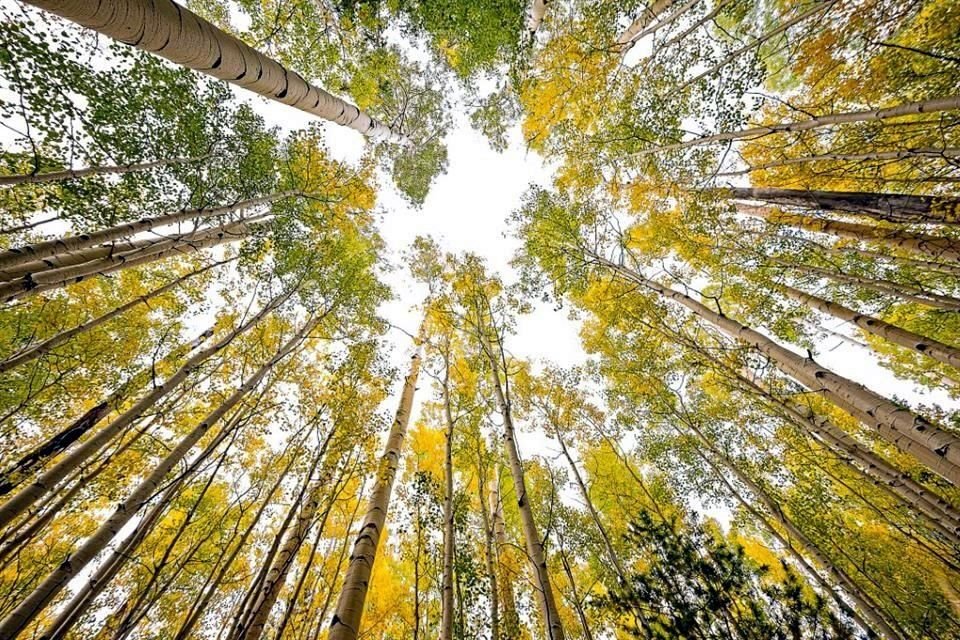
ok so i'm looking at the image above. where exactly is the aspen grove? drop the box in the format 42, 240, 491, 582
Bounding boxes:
1, 0, 959, 638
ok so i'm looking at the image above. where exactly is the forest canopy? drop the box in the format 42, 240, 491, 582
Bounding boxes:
0, 0, 959, 639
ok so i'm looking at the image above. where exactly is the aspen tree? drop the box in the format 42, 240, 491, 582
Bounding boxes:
0, 287, 294, 529
21, 0, 407, 142
328, 328, 423, 640
0, 312, 321, 638
0, 154, 209, 187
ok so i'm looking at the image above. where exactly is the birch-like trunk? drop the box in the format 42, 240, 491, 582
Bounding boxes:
44, 415, 240, 640
721, 149, 960, 183
592, 254, 960, 486
0, 154, 209, 187
440, 350, 456, 640
172, 430, 309, 640
238, 423, 338, 640
0, 313, 319, 638
740, 204, 960, 264
554, 433, 627, 584
23, 0, 406, 142
556, 542, 594, 640
730, 186, 960, 225
490, 471, 520, 639
0, 192, 290, 274
484, 344, 566, 640
614, 0, 676, 52
527, 0, 548, 38
0, 326, 214, 497
634, 95, 960, 156
0, 288, 291, 529
733, 373, 960, 545
819, 244, 960, 278
327, 331, 423, 640
0, 261, 225, 374
0, 218, 260, 303
786, 262, 960, 311
477, 461, 500, 640
779, 282, 960, 369
688, 431, 906, 640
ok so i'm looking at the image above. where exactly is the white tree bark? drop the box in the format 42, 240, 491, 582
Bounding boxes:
327, 331, 423, 640
23, 0, 407, 143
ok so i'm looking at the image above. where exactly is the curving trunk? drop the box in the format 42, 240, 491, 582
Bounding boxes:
730, 186, 960, 225
592, 254, 960, 486
817, 244, 960, 278
22, 0, 406, 142
327, 331, 423, 640
779, 282, 960, 369
0, 154, 209, 187
0, 313, 320, 639
635, 95, 960, 156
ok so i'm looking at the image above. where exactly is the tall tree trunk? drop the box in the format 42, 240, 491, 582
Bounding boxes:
779, 282, 960, 368
741, 203, 960, 261
440, 347, 456, 640
327, 331, 423, 640
0, 192, 292, 274
527, 0, 548, 38
23, 0, 406, 142
819, 244, 960, 278
490, 471, 519, 639
229, 439, 326, 640
483, 342, 566, 640
553, 433, 627, 584
44, 416, 242, 640
591, 254, 960, 485
0, 218, 260, 303
687, 427, 906, 640
0, 326, 214, 497
171, 428, 312, 640
635, 95, 960, 156
785, 262, 960, 311
476, 456, 500, 640
0, 260, 227, 374
556, 541, 594, 640
615, 0, 676, 52
0, 287, 292, 530
730, 186, 960, 225
273, 457, 360, 640
720, 149, 960, 183
0, 154, 210, 187
237, 422, 339, 640
730, 372, 960, 544
0, 313, 319, 638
